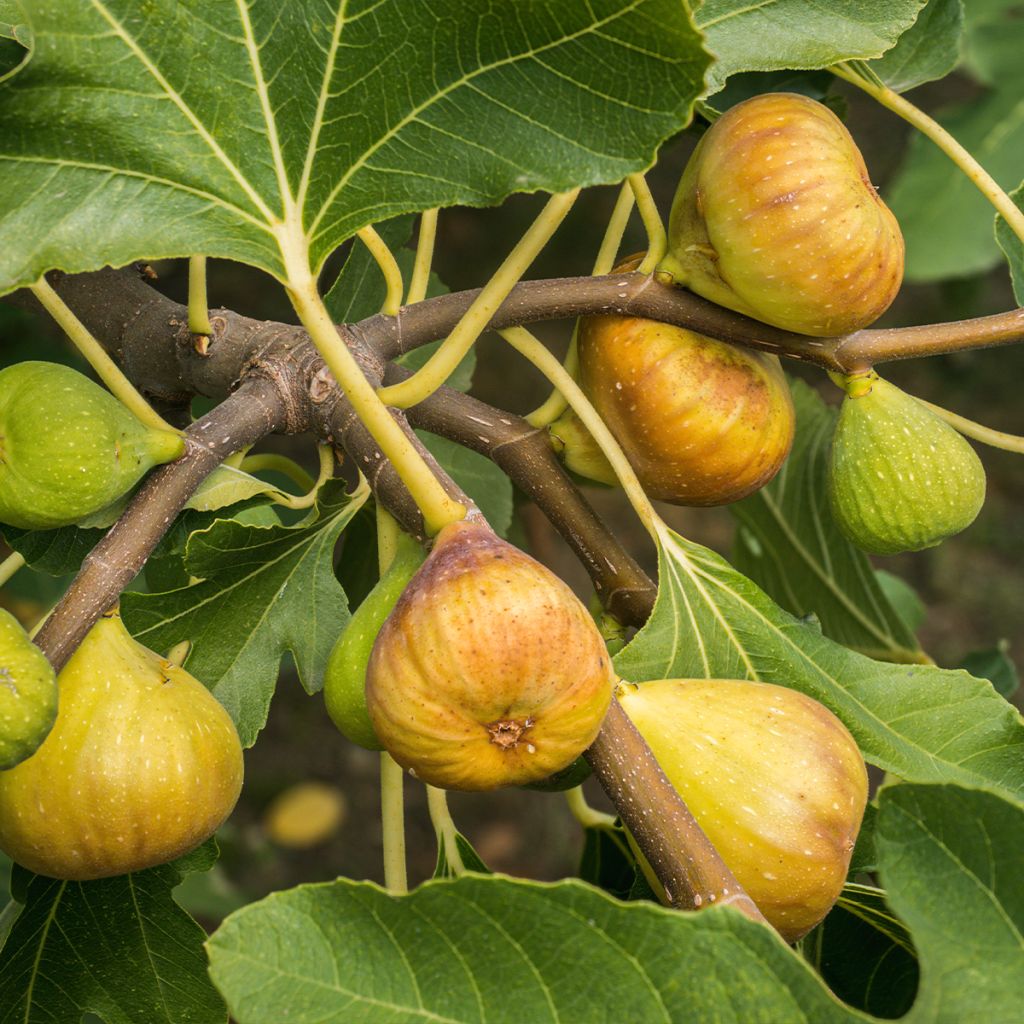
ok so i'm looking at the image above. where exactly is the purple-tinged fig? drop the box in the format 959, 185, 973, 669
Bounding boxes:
658, 92, 904, 337
366, 518, 614, 790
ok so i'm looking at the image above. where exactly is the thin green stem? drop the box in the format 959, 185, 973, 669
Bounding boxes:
30, 278, 180, 434
564, 785, 617, 831
407, 209, 438, 305
357, 225, 405, 317
832, 62, 1024, 247
286, 275, 466, 534
188, 256, 214, 336
426, 784, 465, 876
498, 325, 661, 538
375, 502, 401, 571
377, 189, 580, 409
239, 453, 316, 491
526, 183, 636, 429
917, 397, 1024, 454
268, 443, 335, 510
628, 173, 667, 275
0, 551, 26, 588
380, 752, 409, 894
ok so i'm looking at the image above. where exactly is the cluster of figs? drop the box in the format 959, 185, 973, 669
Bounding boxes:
0, 92, 987, 942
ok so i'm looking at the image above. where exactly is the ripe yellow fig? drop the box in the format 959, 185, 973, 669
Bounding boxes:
366, 518, 614, 790
658, 93, 904, 336
0, 611, 243, 880
618, 678, 868, 941
577, 304, 795, 505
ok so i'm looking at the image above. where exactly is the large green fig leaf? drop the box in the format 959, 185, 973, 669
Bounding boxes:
696, 0, 925, 90
121, 479, 367, 746
204, 784, 1024, 1023
0, 842, 225, 1024
996, 182, 1024, 304
732, 380, 923, 663
863, 0, 962, 93
613, 524, 1024, 804
0, 0, 709, 296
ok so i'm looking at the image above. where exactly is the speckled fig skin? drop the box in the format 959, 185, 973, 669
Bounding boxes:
578, 282, 795, 505
658, 93, 904, 337
0, 611, 243, 880
618, 679, 867, 942
0, 608, 57, 770
828, 372, 986, 554
366, 518, 614, 790
0, 361, 185, 530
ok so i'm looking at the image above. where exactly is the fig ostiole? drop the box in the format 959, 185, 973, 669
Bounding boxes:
658, 92, 904, 337
578, 261, 795, 506
324, 529, 426, 750
366, 518, 615, 791
0, 610, 243, 880
0, 361, 185, 531
617, 678, 868, 942
827, 371, 986, 555
0, 608, 58, 770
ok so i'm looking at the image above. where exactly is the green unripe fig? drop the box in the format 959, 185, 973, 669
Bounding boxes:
324, 530, 426, 750
0, 610, 243, 880
367, 518, 615, 791
827, 372, 986, 555
0, 608, 57, 769
618, 678, 868, 942
548, 408, 618, 487
578, 256, 795, 506
658, 93, 904, 337
0, 361, 185, 530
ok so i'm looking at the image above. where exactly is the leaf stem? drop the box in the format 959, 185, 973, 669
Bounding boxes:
526, 183, 635, 429
268, 444, 336, 510
29, 277, 180, 434
380, 752, 409, 894
629, 174, 667, 274
426, 785, 465, 876
286, 276, 466, 534
187, 256, 214, 336
0, 550, 26, 588
832, 62, 1024, 247
375, 502, 401, 571
377, 189, 580, 409
916, 397, 1024, 454
407, 209, 438, 305
498, 325, 660, 537
357, 226, 405, 316
239, 453, 316, 491
564, 785, 617, 831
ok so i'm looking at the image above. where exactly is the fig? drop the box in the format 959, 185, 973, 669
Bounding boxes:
324, 529, 426, 750
827, 372, 986, 554
658, 92, 904, 336
548, 408, 619, 487
618, 678, 867, 942
0, 611, 243, 880
577, 306, 795, 505
0, 608, 58, 769
366, 518, 614, 790
0, 361, 185, 530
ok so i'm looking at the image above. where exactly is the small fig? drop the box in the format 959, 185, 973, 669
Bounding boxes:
0, 361, 185, 530
618, 678, 867, 941
658, 93, 904, 336
827, 372, 986, 554
0, 611, 243, 879
548, 407, 618, 487
324, 529, 426, 750
366, 518, 614, 790
577, 305, 795, 505
0, 608, 58, 769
